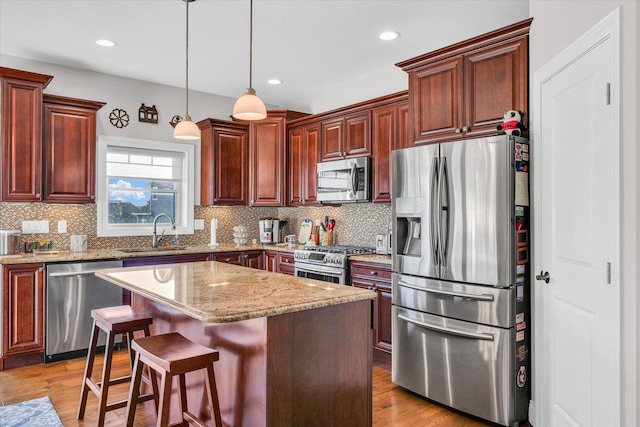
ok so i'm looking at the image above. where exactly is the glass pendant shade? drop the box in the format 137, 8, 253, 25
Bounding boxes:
233, 87, 267, 121
173, 115, 201, 140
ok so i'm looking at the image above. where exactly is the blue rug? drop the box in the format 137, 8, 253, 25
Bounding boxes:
0, 396, 63, 427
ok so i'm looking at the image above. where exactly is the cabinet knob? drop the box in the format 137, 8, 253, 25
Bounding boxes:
462, 126, 469, 132
225, 258, 231, 262
370, 271, 378, 276
36, 193, 41, 199
455, 128, 461, 133
91, 195, 95, 200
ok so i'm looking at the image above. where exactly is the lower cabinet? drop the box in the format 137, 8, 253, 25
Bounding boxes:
264, 250, 278, 272
212, 251, 263, 270
2, 263, 45, 370
350, 261, 392, 354
278, 252, 295, 275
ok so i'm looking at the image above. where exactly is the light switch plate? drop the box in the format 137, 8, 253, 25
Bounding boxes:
58, 220, 67, 233
22, 220, 49, 234
194, 219, 205, 230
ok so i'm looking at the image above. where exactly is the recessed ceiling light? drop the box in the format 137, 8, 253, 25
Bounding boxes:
379, 31, 400, 41
268, 78, 283, 85
95, 39, 117, 47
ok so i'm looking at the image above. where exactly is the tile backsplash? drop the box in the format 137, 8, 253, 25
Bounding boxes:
0, 202, 391, 251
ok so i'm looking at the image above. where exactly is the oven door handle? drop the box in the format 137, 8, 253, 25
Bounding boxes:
397, 281, 495, 302
398, 313, 494, 341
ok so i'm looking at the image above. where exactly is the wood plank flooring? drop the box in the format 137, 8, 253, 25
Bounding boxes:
0, 350, 496, 426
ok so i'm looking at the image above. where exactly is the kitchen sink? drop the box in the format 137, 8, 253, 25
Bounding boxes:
119, 246, 189, 253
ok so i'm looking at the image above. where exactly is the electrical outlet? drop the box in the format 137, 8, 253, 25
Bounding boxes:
194, 219, 205, 230
58, 220, 67, 233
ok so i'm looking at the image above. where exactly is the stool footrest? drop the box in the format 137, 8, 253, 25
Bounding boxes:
104, 393, 155, 412
182, 410, 208, 427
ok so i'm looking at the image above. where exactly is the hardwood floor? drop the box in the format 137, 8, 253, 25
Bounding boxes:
0, 351, 496, 426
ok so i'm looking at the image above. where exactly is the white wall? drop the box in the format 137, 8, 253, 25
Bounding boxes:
528, 1, 638, 426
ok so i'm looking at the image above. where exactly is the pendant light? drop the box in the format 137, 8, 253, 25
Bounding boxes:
173, 0, 201, 139
232, 0, 267, 121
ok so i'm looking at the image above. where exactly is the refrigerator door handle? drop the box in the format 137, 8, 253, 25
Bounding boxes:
440, 157, 450, 267
397, 280, 495, 301
398, 313, 495, 341
430, 157, 440, 266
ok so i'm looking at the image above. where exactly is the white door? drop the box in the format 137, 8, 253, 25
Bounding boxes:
533, 10, 620, 427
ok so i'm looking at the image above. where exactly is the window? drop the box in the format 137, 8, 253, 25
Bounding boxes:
97, 136, 195, 237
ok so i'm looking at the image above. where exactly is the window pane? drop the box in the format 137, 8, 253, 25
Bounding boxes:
108, 178, 176, 224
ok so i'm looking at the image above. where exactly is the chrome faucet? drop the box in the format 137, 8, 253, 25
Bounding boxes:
152, 213, 176, 248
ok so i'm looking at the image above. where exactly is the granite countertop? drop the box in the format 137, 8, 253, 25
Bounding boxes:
96, 261, 376, 323
349, 254, 392, 265
0, 243, 300, 265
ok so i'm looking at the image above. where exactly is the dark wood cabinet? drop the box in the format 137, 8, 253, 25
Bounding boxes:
199, 119, 249, 206
278, 252, 295, 275
42, 94, 105, 203
350, 261, 392, 354
2, 263, 45, 364
397, 18, 531, 145
371, 99, 409, 204
212, 251, 263, 269
122, 253, 210, 267
288, 123, 321, 206
264, 250, 278, 272
248, 110, 308, 207
0, 67, 53, 202
321, 111, 371, 161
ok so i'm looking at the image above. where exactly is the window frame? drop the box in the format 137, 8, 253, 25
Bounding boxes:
96, 135, 195, 238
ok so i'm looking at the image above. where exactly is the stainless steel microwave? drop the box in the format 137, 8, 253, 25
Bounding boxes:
316, 156, 371, 203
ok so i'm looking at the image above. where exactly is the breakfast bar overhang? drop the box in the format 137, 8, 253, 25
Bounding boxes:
96, 261, 376, 427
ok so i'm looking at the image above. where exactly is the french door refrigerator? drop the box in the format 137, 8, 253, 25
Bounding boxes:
391, 134, 531, 427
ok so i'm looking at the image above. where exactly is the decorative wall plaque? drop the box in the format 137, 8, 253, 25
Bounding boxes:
138, 103, 159, 123
109, 108, 130, 128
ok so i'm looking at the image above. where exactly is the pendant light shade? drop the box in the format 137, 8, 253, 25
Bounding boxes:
232, 0, 267, 121
174, 0, 201, 140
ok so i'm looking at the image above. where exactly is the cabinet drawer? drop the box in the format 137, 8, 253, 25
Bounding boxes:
211, 253, 242, 265
350, 262, 391, 282
278, 252, 295, 264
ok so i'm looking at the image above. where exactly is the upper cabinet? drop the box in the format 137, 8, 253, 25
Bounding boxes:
248, 110, 307, 207
0, 67, 53, 202
199, 119, 249, 206
43, 94, 105, 203
321, 111, 371, 161
288, 123, 321, 206
397, 18, 532, 146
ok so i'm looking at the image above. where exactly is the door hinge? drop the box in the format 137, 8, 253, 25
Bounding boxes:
606, 262, 611, 284
606, 83, 611, 105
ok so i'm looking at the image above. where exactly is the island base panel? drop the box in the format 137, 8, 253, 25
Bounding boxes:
132, 295, 373, 427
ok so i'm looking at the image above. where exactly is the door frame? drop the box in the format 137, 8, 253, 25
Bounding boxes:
531, 7, 621, 426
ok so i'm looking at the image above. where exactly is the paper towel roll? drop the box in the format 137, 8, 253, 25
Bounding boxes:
209, 218, 218, 246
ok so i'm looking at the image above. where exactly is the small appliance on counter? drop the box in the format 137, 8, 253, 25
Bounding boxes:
259, 218, 280, 245
375, 234, 389, 254
0, 230, 21, 255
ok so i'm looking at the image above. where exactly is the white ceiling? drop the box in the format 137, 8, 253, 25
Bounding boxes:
0, 0, 529, 113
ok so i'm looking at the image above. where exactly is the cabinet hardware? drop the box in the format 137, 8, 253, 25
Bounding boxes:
462, 126, 469, 132
370, 271, 378, 276
606, 262, 611, 284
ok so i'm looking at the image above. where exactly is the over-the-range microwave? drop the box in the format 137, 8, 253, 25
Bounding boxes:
316, 156, 371, 203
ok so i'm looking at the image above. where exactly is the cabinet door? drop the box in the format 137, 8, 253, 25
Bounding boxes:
0, 78, 44, 201
287, 127, 304, 206
372, 105, 396, 204
249, 118, 286, 206
42, 95, 104, 203
344, 111, 371, 157
302, 124, 321, 206
3, 264, 45, 356
463, 37, 528, 138
242, 251, 264, 270
278, 252, 295, 276
321, 117, 344, 160
264, 250, 278, 272
410, 56, 464, 145
374, 284, 392, 353
397, 101, 410, 148
201, 121, 248, 206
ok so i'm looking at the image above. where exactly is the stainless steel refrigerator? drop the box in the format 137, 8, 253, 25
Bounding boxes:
391, 134, 531, 427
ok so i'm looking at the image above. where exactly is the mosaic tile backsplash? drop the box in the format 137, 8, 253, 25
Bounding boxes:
0, 202, 391, 251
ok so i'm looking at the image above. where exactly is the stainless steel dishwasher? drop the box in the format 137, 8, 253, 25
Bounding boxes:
45, 260, 123, 362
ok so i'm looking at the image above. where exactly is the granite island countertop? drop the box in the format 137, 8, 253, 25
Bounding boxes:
96, 261, 376, 323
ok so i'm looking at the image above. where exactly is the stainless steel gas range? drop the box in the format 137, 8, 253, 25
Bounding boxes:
293, 245, 376, 285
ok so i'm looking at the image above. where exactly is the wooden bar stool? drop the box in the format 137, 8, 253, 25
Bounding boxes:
77, 305, 158, 427
125, 332, 223, 427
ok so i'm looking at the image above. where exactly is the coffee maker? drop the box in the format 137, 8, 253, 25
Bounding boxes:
259, 218, 280, 245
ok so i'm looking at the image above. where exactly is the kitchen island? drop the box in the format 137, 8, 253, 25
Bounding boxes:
96, 261, 375, 427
